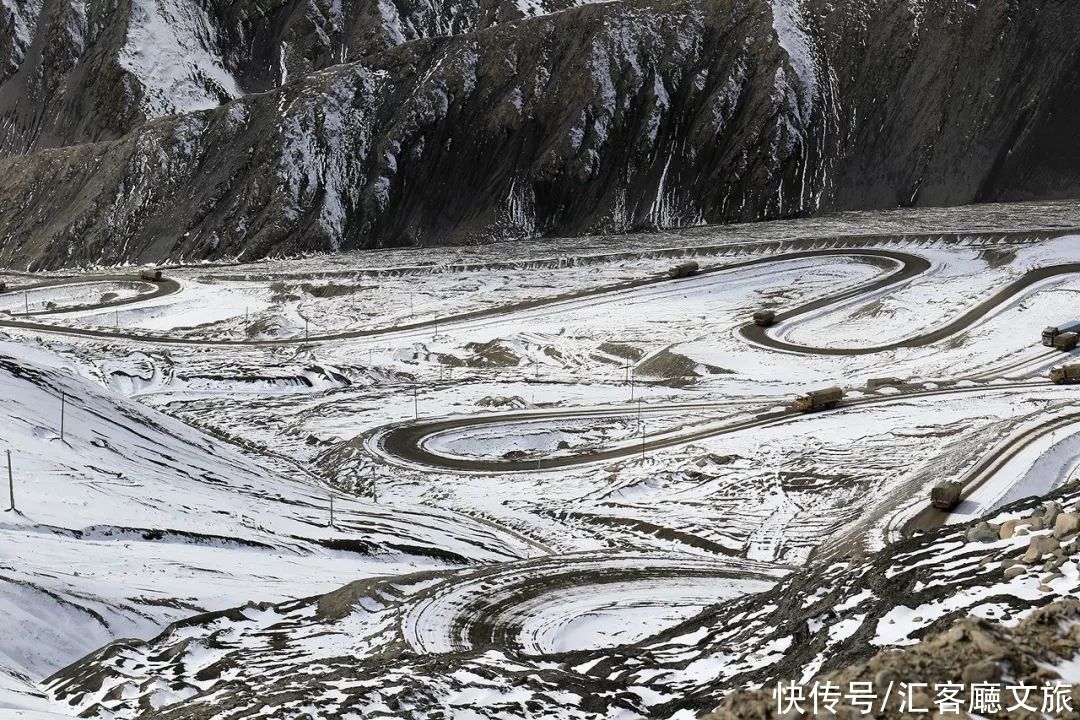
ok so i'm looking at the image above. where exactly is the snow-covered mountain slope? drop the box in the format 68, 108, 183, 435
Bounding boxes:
0, 0, 597, 156
0, 341, 537, 714
41, 483, 1080, 719
2, 0, 1080, 268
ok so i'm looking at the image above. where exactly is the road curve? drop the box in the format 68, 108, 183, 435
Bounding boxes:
0, 248, 916, 345
902, 410, 1080, 535
1, 276, 181, 316
741, 261, 1080, 356
369, 380, 1064, 473
401, 552, 783, 655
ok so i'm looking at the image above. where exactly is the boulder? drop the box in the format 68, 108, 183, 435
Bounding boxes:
1043, 502, 1062, 527
1053, 512, 1080, 539
1000, 519, 1034, 539
1004, 566, 1027, 580
965, 522, 1000, 543
1044, 557, 1066, 573
962, 660, 1000, 683
1023, 536, 1061, 564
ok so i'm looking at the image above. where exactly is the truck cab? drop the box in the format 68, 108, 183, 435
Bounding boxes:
931, 481, 962, 511
1044, 326, 1061, 347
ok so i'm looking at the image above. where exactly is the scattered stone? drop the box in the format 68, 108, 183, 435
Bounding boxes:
1040, 584, 1055, 593
999, 518, 1033, 539
1016, 527, 1031, 537
1043, 502, 1062, 527
1022, 536, 1060, 564
965, 521, 1000, 543
1004, 566, 1027, 580
1041, 573, 1064, 585
961, 660, 1000, 683
1044, 557, 1065, 573
874, 670, 898, 689
1053, 512, 1080, 539
1030, 516, 1046, 531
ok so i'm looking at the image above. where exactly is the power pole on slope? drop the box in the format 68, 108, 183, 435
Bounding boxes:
329, 493, 335, 528
371, 466, 378, 504
414, 385, 419, 419
60, 391, 65, 441
639, 399, 645, 462
6, 450, 13, 512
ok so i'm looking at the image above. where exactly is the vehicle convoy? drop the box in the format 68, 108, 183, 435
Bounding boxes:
1043, 326, 1060, 347
1054, 332, 1079, 351
791, 386, 844, 412
753, 309, 777, 327
931, 481, 963, 511
667, 261, 699, 279
1050, 363, 1080, 384
139, 269, 163, 282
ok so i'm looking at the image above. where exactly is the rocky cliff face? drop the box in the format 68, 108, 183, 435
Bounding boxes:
0, 0, 1077, 268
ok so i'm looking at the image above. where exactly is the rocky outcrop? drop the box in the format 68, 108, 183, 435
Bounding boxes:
0, 0, 588, 156
708, 597, 1080, 719
1, 0, 1080, 268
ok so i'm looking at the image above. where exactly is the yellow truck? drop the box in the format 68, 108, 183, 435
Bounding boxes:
791, 386, 844, 412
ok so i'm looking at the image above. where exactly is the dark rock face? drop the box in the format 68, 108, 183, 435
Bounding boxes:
0, 0, 1077, 268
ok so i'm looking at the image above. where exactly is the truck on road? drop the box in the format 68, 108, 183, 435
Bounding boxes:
791, 386, 844, 412
667, 261, 699, 279
139, 269, 163, 282
1044, 326, 1060, 347
1050, 363, 1080, 384
931, 481, 962, 511
753, 309, 777, 327
1054, 332, 1079, 351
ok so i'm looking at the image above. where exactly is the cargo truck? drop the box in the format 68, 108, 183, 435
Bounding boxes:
791, 386, 844, 412
931, 481, 962, 511
667, 261, 699, 279
1050, 363, 1080, 384
753, 309, 777, 327
1054, 332, 1079, 351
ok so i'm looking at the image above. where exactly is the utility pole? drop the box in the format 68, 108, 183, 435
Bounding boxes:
60, 391, 65, 441
637, 399, 644, 460
24, 292, 28, 315
371, 466, 377, 504
305, 319, 309, 339
115, 311, 119, 328
630, 366, 635, 401
535, 360, 539, 382
6, 450, 13, 512
433, 315, 438, 339
329, 493, 335, 528
413, 385, 419, 419
410, 293, 414, 317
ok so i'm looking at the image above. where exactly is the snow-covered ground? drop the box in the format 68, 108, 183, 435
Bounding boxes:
3, 216, 1080, 717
